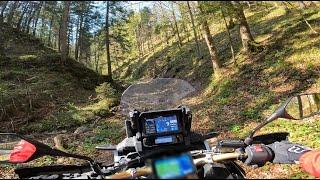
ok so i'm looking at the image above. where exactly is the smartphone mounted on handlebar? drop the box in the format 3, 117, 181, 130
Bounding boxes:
126, 106, 192, 154
151, 152, 197, 179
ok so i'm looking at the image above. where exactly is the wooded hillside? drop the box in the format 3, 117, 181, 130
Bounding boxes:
0, 1, 319, 179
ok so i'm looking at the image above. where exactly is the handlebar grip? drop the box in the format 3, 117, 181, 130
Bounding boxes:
212, 152, 244, 162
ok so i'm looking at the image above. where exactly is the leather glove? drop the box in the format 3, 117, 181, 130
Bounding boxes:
267, 141, 311, 164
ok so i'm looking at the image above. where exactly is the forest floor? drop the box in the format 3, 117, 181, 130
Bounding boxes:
1, 5, 320, 179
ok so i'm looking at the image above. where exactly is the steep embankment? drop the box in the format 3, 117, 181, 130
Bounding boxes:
114, 7, 320, 179
0, 22, 117, 134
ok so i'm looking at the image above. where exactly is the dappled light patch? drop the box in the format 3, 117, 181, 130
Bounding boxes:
18, 55, 38, 61
272, 83, 296, 93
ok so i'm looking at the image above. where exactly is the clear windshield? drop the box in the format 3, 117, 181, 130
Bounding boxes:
120, 78, 195, 116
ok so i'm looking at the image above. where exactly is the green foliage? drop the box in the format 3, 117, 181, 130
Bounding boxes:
92, 122, 123, 144
95, 82, 118, 99
229, 124, 241, 132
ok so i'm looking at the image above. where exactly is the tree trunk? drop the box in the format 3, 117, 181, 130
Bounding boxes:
0, 1, 9, 23
67, 18, 72, 56
281, 1, 291, 14
58, 26, 61, 52
0, 32, 4, 56
197, 2, 221, 72
16, 2, 29, 30
298, 1, 307, 9
105, 1, 112, 80
165, 29, 169, 45
287, 1, 318, 34
26, 4, 37, 34
77, 14, 84, 61
0, 5, 5, 55
48, 13, 54, 46
231, 1, 255, 52
60, 1, 70, 64
32, 2, 42, 36
198, 25, 203, 39
75, 15, 80, 61
171, 2, 182, 49
221, 5, 236, 65
187, 1, 201, 58
135, 28, 140, 57
54, 32, 57, 49
149, 32, 154, 52
147, 36, 151, 52
182, 21, 190, 42
7, 1, 20, 25
180, 13, 188, 42
94, 36, 99, 73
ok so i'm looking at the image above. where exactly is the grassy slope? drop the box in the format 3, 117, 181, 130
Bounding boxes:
114, 6, 320, 179
0, 22, 121, 134
0, 22, 126, 178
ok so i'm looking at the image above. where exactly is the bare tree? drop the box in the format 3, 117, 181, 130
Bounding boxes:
75, 15, 80, 61
171, 2, 182, 49
48, 11, 55, 46
7, 1, 20, 25
25, 3, 39, 33
32, 1, 43, 36
231, 1, 255, 52
298, 1, 307, 9
60, 1, 70, 64
287, 1, 318, 34
0, 1, 9, 23
220, 4, 235, 65
197, 2, 221, 72
187, 1, 201, 58
16, 2, 29, 29
105, 1, 112, 80
281, 1, 291, 14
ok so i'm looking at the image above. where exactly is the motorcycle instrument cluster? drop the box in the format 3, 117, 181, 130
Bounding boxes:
127, 107, 192, 153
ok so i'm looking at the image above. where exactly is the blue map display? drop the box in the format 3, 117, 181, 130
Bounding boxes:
155, 115, 178, 133
155, 153, 195, 179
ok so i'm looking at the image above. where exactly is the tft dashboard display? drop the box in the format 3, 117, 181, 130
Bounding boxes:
145, 115, 179, 134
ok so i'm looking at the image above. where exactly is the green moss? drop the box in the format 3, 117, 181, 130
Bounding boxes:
229, 124, 241, 133
95, 82, 118, 99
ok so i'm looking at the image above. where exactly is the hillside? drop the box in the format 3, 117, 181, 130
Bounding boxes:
0, 2, 320, 179
114, 6, 320, 179
0, 22, 121, 134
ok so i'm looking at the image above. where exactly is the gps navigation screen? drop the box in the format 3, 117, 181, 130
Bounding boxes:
154, 153, 196, 179
145, 115, 179, 134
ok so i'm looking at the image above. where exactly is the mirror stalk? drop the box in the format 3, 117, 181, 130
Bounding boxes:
244, 105, 286, 145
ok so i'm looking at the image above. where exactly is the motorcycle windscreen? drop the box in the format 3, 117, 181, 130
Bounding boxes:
120, 78, 195, 116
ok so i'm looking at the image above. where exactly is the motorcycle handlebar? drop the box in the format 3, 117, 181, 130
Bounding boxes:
105, 152, 247, 179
